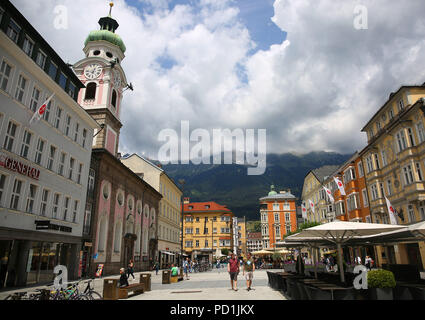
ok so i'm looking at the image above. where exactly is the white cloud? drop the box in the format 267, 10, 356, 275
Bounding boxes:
10, 0, 425, 159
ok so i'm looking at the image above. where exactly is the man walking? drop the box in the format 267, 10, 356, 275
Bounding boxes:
183, 258, 190, 279
227, 253, 240, 291
243, 253, 255, 291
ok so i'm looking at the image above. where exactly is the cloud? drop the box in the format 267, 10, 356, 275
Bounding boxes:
10, 0, 425, 160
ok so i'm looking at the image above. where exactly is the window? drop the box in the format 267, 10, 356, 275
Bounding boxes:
386, 179, 393, 196
36, 51, 47, 70
73, 200, 79, 223
111, 90, 117, 108
185, 241, 193, 248
185, 228, 193, 234
398, 99, 405, 111
88, 169, 95, 193
54, 107, 62, 129
0, 60, 12, 92
63, 197, 70, 221
4, 121, 18, 152
370, 184, 379, 201
195, 240, 200, 247
113, 222, 122, 252
23, 35, 34, 57
52, 194, 61, 219
274, 213, 279, 222
10, 179, 23, 210
285, 212, 290, 222
74, 122, 80, 142
68, 157, 75, 180
403, 165, 414, 185
374, 154, 380, 170
6, 19, 21, 43
416, 163, 423, 181
0, 7, 4, 24
85, 83, 96, 100
376, 121, 381, 132
48, 62, 58, 80
275, 225, 281, 238
396, 130, 408, 152
58, 152, 66, 176
369, 128, 374, 140
379, 183, 385, 199
26, 184, 37, 214
381, 150, 388, 167
68, 82, 76, 98
419, 201, 425, 221
417, 122, 425, 144
43, 99, 52, 122
77, 163, 83, 184
195, 228, 199, 234
408, 205, 416, 223
20, 130, 32, 159
362, 189, 369, 207
0, 174, 6, 206
59, 72, 67, 90
15, 74, 27, 103
366, 155, 373, 173
358, 162, 364, 177
40, 189, 49, 216
34, 138, 45, 165
29, 87, 41, 112
65, 115, 71, 136
388, 109, 394, 120
82, 129, 87, 148
47, 145, 56, 171
407, 128, 415, 147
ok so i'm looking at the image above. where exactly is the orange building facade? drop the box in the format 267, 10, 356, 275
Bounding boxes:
260, 186, 297, 249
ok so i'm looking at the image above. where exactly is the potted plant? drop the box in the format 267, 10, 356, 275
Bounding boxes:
367, 269, 396, 300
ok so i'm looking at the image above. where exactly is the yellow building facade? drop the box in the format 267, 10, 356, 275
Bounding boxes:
183, 200, 234, 262
360, 85, 425, 269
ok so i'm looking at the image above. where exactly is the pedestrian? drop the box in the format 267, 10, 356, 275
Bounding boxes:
171, 264, 179, 277
127, 259, 135, 280
227, 253, 240, 291
183, 257, 190, 279
155, 261, 160, 275
119, 268, 129, 288
365, 255, 372, 270
355, 256, 362, 265
243, 253, 255, 291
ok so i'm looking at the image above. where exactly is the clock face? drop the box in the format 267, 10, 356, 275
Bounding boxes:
84, 64, 102, 80
113, 70, 122, 89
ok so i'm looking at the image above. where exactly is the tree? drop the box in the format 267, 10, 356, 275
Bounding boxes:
221, 248, 229, 256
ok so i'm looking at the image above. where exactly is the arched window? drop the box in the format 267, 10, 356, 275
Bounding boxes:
98, 216, 107, 252
135, 225, 141, 253
85, 82, 96, 100
111, 90, 117, 108
114, 221, 122, 252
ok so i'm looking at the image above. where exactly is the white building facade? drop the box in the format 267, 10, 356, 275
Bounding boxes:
0, 1, 98, 288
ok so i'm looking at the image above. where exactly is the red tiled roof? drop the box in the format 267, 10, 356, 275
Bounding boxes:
183, 202, 232, 213
247, 232, 262, 239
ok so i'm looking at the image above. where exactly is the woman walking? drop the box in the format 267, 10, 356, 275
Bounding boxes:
127, 259, 135, 280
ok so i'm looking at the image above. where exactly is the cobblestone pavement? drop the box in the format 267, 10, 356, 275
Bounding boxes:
0, 269, 287, 300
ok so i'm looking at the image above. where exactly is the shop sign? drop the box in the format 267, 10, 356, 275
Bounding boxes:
0, 153, 40, 180
84, 242, 93, 247
35, 220, 72, 233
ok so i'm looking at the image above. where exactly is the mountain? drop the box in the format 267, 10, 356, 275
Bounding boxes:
159, 151, 352, 221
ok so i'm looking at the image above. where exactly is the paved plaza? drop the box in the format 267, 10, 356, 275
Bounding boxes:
0, 269, 287, 300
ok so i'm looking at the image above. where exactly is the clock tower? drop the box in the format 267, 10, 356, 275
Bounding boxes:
74, 1, 127, 157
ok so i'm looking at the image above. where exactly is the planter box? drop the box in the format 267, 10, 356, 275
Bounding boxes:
368, 288, 394, 300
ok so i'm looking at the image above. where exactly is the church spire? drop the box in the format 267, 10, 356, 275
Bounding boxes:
99, 1, 119, 33
108, 1, 114, 17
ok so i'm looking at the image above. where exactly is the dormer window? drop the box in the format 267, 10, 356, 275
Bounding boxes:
205, 205, 210, 209
188, 206, 193, 210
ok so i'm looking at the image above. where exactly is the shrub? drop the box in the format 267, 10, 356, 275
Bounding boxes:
367, 269, 396, 289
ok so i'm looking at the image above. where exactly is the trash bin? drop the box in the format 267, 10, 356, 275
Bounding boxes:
140, 273, 151, 291
162, 270, 171, 284
103, 279, 119, 300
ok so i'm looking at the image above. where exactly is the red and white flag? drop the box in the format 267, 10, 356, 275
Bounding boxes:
29, 93, 55, 125
384, 196, 398, 225
308, 199, 315, 214
333, 177, 346, 196
301, 203, 307, 219
323, 186, 334, 203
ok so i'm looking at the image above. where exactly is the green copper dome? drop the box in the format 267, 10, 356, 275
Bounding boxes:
268, 185, 277, 196
85, 29, 126, 53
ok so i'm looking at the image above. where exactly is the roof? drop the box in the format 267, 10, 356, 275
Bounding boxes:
85, 30, 126, 53
311, 165, 340, 183
183, 202, 233, 214
259, 192, 296, 201
361, 84, 425, 132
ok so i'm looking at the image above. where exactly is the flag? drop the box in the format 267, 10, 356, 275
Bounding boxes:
301, 203, 307, 219
333, 177, 346, 196
384, 196, 398, 225
323, 186, 335, 203
29, 93, 55, 125
308, 199, 315, 214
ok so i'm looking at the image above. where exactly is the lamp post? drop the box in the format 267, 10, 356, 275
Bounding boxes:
179, 179, 185, 268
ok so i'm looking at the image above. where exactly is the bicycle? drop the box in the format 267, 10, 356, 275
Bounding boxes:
79, 279, 102, 300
